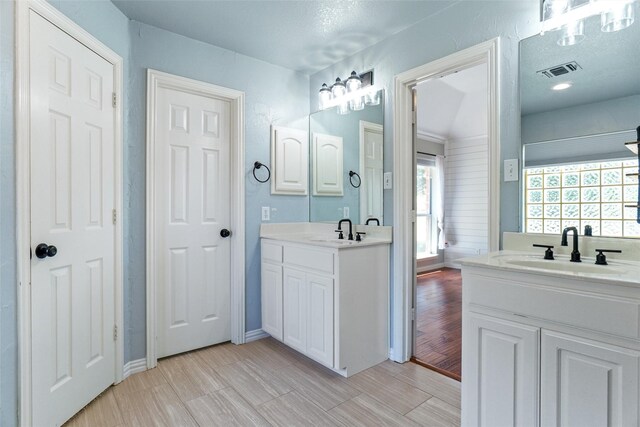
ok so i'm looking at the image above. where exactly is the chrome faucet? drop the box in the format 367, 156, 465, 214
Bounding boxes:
561, 226, 581, 262
337, 219, 354, 241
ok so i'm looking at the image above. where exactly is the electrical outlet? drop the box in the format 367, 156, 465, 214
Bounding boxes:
261, 206, 270, 221
384, 172, 392, 189
343, 207, 350, 218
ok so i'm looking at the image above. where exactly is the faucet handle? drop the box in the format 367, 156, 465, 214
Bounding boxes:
355, 232, 366, 242
532, 244, 555, 260
594, 249, 622, 265
334, 229, 344, 240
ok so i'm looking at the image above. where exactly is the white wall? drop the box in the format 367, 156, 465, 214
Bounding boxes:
444, 135, 489, 267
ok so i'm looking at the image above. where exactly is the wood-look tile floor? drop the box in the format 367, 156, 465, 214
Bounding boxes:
64, 337, 460, 427
414, 268, 462, 379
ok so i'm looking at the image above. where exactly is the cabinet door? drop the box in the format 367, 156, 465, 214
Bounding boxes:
283, 268, 307, 353
261, 262, 283, 341
462, 313, 539, 427
306, 273, 334, 368
541, 330, 640, 427
271, 126, 308, 195
312, 133, 344, 196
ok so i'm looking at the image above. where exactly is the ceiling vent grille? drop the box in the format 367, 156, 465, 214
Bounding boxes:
537, 61, 582, 78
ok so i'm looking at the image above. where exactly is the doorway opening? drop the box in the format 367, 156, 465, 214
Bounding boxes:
411, 63, 489, 381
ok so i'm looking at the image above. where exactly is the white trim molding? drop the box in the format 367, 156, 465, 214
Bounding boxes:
245, 329, 270, 343
392, 38, 501, 363
16, 1, 125, 424
146, 69, 246, 369
122, 359, 147, 380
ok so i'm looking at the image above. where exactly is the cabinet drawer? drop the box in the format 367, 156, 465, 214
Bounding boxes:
467, 274, 640, 339
262, 241, 283, 263
284, 246, 334, 274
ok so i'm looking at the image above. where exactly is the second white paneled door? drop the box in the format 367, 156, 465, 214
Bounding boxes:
154, 84, 232, 358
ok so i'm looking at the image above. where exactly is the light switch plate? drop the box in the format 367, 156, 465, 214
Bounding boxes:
384, 172, 392, 189
262, 206, 270, 221
504, 159, 519, 182
343, 207, 350, 218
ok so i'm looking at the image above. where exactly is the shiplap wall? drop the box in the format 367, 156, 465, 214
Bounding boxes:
444, 135, 489, 267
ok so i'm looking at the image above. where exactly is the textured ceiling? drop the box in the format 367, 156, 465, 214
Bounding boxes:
520, 8, 640, 116
112, 0, 458, 74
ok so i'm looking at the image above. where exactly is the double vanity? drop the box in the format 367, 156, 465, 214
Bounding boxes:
260, 222, 392, 377
461, 232, 640, 426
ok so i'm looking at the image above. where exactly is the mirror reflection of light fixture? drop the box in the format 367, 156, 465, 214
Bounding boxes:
601, 0, 635, 32
557, 18, 585, 45
541, 0, 638, 44
318, 70, 378, 113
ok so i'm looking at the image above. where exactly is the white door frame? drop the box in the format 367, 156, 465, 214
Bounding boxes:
15, 0, 125, 424
359, 120, 384, 224
146, 69, 246, 369
391, 38, 500, 362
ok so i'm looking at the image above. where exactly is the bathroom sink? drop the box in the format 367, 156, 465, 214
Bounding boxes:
504, 259, 624, 275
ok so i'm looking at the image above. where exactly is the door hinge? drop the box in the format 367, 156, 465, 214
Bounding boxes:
113, 325, 118, 341
112, 92, 117, 108
411, 307, 416, 321
112, 209, 117, 225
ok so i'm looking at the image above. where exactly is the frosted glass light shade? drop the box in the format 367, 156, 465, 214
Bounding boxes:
543, 0, 570, 20
337, 102, 350, 115
365, 90, 381, 106
331, 78, 346, 98
557, 19, 585, 45
318, 83, 332, 110
601, 1, 635, 32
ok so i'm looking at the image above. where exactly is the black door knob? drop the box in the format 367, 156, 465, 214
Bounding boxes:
220, 229, 231, 238
35, 243, 57, 259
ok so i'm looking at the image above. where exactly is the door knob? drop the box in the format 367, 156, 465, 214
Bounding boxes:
220, 229, 231, 238
35, 243, 57, 259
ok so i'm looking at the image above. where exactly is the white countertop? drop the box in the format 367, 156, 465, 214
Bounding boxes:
460, 250, 640, 286
260, 222, 392, 249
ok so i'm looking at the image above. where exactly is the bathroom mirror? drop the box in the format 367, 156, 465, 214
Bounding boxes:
520, 8, 640, 237
308, 89, 384, 225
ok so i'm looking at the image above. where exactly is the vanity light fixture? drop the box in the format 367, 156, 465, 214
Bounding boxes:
541, 0, 638, 45
552, 82, 573, 90
318, 70, 379, 113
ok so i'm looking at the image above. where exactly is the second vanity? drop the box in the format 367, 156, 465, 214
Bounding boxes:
460, 245, 640, 427
260, 222, 391, 377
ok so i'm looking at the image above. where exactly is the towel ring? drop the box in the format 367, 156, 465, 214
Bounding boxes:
348, 171, 361, 188
253, 161, 271, 183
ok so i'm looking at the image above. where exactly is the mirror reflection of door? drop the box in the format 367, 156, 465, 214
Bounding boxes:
360, 121, 384, 224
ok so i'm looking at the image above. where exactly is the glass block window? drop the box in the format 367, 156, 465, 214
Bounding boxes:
524, 160, 640, 237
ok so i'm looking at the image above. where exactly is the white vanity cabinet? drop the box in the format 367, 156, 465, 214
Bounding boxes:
461, 263, 640, 427
260, 238, 389, 376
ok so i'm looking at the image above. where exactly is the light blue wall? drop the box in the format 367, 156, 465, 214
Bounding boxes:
0, 2, 309, 424
309, 101, 383, 223
0, 2, 17, 425
310, 1, 541, 235
309, 1, 542, 346
522, 94, 640, 143
128, 20, 310, 358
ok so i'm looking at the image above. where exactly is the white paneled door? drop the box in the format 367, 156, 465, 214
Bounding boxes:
154, 85, 232, 358
29, 11, 116, 426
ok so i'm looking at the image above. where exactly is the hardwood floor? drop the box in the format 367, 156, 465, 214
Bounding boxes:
64, 337, 460, 427
414, 268, 462, 380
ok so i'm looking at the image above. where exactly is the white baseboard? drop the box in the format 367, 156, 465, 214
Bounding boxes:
245, 329, 270, 343
123, 358, 147, 380
417, 262, 445, 274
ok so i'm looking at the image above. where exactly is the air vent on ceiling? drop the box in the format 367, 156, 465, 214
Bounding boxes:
537, 61, 582, 78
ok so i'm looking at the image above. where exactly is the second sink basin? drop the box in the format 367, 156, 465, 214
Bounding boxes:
504, 258, 625, 275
